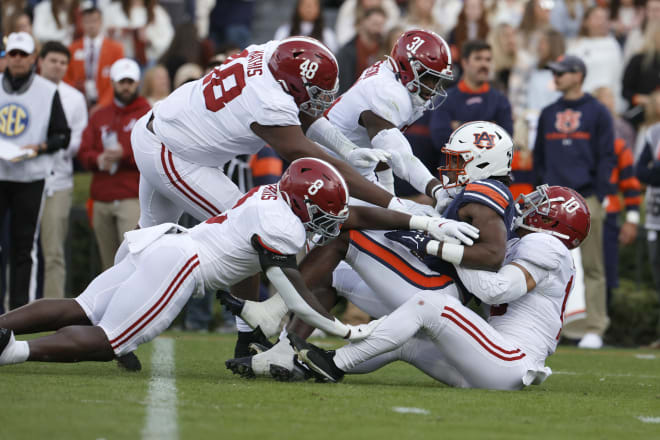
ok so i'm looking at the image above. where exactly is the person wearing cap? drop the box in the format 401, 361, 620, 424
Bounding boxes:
533, 54, 617, 350
0, 32, 71, 311
0, 41, 6, 73
77, 58, 150, 271
63, 3, 124, 111
38, 41, 88, 300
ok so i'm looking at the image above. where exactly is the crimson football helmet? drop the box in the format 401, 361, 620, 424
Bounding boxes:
514, 185, 591, 249
389, 29, 453, 110
279, 157, 349, 245
268, 36, 339, 117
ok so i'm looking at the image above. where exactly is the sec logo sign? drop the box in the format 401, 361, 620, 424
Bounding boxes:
0, 103, 29, 137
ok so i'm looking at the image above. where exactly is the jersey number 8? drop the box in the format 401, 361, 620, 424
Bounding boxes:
202, 63, 247, 112
308, 179, 324, 195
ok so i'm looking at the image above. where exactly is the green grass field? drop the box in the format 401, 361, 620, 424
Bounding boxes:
2, 332, 659, 440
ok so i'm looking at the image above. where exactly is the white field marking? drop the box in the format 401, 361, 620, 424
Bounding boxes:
392, 407, 430, 415
553, 371, 660, 379
634, 354, 656, 360
142, 338, 178, 440
637, 416, 660, 424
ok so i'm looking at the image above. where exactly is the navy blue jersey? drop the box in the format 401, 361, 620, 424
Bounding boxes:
424, 179, 516, 300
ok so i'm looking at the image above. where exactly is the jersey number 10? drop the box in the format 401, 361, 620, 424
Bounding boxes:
202, 63, 247, 112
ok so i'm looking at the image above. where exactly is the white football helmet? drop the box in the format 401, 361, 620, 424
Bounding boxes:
438, 121, 513, 188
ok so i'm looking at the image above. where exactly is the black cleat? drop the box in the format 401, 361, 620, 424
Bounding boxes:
225, 356, 255, 378
287, 333, 345, 383
217, 291, 245, 316
234, 327, 273, 358
269, 355, 315, 382
116, 352, 142, 372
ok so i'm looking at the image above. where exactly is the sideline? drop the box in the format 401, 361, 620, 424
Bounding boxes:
142, 338, 178, 440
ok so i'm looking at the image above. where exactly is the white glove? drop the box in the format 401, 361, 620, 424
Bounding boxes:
399, 198, 441, 217
344, 316, 386, 341
410, 216, 479, 246
346, 148, 391, 170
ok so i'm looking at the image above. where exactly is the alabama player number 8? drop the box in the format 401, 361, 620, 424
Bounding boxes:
202, 63, 247, 112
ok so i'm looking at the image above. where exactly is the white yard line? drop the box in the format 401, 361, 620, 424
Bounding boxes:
142, 338, 178, 440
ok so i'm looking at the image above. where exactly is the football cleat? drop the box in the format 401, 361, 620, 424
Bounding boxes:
234, 327, 273, 358
116, 352, 142, 372
217, 291, 245, 317
287, 333, 345, 383
225, 356, 255, 379
0, 328, 11, 360
269, 355, 315, 382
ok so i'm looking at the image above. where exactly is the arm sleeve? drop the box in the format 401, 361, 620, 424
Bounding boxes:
264, 266, 351, 338
305, 116, 357, 158
455, 263, 530, 305
44, 91, 72, 153
371, 128, 435, 194
595, 107, 617, 201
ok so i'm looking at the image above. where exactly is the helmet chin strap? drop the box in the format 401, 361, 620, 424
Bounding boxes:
517, 223, 570, 241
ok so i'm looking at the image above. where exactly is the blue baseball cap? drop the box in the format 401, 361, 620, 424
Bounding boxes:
548, 54, 587, 76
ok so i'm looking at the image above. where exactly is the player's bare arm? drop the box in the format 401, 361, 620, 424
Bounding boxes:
453, 202, 507, 270
250, 122, 393, 208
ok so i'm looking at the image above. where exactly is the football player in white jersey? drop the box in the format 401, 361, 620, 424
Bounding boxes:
0, 158, 477, 367
224, 121, 516, 380
290, 185, 592, 390
133, 36, 404, 230
320, 29, 454, 204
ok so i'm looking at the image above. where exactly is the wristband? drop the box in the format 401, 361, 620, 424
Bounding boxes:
409, 215, 429, 230
426, 240, 440, 256
441, 243, 464, 265
625, 211, 640, 225
431, 184, 443, 199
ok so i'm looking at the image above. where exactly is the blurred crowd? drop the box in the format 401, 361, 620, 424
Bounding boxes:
1, 0, 659, 346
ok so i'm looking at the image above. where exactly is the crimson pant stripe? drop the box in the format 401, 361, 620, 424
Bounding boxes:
441, 308, 526, 361
159, 145, 219, 217
109, 255, 199, 348
444, 306, 521, 354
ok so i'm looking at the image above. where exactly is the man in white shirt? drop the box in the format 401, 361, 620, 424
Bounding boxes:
37, 41, 88, 299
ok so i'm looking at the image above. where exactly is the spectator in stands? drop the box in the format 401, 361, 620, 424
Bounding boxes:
77, 58, 150, 270
568, 5, 624, 111
208, 0, 254, 50
623, 0, 660, 63
487, 0, 526, 28
33, 0, 79, 46
0, 41, 5, 73
335, 0, 399, 47
447, 0, 489, 64
401, 0, 443, 37
488, 22, 518, 94
0, 32, 70, 310
3, 10, 33, 36
610, 0, 645, 46
159, 22, 212, 85
336, 6, 387, 94
157, 0, 195, 29
429, 39, 513, 157
635, 120, 660, 349
64, 4, 124, 110
141, 63, 170, 105
534, 55, 616, 349
510, 28, 564, 120
1, 0, 27, 36
633, 90, 660, 159
172, 62, 202, 89
518, 0, 553, 56
274, 0, 338, 53
593, 86, 641, 307
622, 23, 660, 128
550, 0, 589, 40
38, 41, 87, 300
103, 0, 174, 67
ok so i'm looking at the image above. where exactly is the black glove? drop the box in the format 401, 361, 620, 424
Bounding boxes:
385, 230, 434, 255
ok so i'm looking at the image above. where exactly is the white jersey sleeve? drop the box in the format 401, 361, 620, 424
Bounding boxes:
511, 233, 565, 272
254, 199, 307, 256
360, 70, 417, 129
